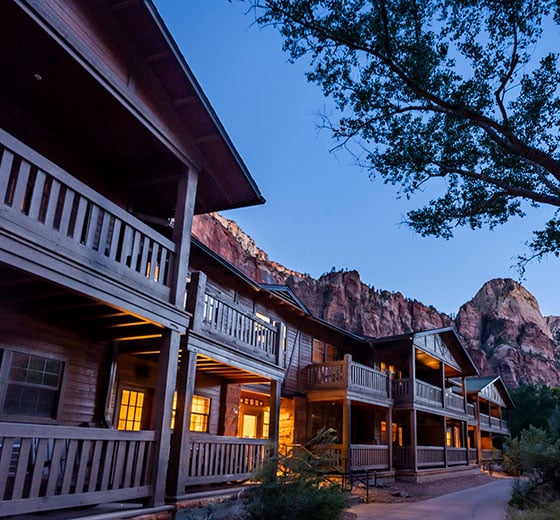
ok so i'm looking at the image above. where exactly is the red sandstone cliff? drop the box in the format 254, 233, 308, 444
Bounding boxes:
192, 213, 560, 387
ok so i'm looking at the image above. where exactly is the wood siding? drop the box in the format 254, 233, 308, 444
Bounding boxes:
0, 310, 108, 426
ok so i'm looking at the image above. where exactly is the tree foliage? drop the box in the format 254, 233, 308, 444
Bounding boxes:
509, 384, 560, 439
246, 0, 560, 265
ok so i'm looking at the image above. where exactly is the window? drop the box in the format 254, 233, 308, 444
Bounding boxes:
313, 339, 338, 363
118, 389, 145, 431
1, 350, 63, 418
190, 395, 210, 432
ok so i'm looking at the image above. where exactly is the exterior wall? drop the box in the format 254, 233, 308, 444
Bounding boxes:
279, 397, 295, 454
221, 383, 241, 436
0, 309, 108, 426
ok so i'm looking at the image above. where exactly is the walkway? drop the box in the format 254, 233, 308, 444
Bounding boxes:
349, 478, 512, 520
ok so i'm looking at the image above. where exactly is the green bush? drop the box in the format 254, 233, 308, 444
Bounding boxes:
507, 500, 560, 519
245, 429, 346, 520
505, 427, 560, 510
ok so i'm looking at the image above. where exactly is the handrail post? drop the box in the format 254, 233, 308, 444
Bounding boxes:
186, 271, 207, 331
343, 354, 351, 387
170, 169, 198, 308
275, 322, 286, 367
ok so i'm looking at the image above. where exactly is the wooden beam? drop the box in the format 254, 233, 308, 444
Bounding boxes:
148, 329, 181, 507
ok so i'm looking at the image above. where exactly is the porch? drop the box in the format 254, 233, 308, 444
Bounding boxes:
0, 423, 155, 517
307, 354, 391, 403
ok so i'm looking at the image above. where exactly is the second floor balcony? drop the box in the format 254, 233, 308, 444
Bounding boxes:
392, 378, 466, 414
0, 129, 186, 329
307, 354, 391, 403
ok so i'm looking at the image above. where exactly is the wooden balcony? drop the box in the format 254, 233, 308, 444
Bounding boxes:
479, 413, 510, 434
481, 448, 503, 462
200, 292, 281, 365
0, 129, 186, 329
183, 434, 267, 486
392, 378, 466, 413
0, 423, 155, 517
307, 355, 391, 403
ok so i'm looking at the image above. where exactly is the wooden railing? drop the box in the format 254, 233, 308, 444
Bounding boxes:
480, 413, 509, 433
184, 434, 267, 485
416, 380, 443, 405
468, 448, 478, 464
445, 392, 465, 411
393, 446, 411, 468
417, 446, 445, 467
447, 447, 468, 466
0, 423, 155, 517
467, 403, 476, 418
307, 356, 390, 400
350, 445, 389, 471
0, 130, 175, 299
392, 378, 411, 401
202, 293, 279, 362
481, 449, 502, 462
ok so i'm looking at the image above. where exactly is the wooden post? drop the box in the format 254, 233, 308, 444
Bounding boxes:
443, 416, 448, 468
410, 344, 416, 402
343, 354, 351, 388
440, 361, 446, 408
342, 399, 351, 473
148, 329, 181, 506
186, 271, 207, 331
387, 407, 393, 471
170, 169, 198, 308
268, 379, 281, 457
167, 345, 198, 498
475, 396, 482, 465
275, 322, 286, 367
410, 410, 417, 472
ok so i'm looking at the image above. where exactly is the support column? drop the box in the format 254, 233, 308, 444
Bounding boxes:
342, 399, 351, 473
170, 169, 198, 308
268, 379, 281, 458
440, 362, 446, 408
387, 407, 393, 471
185, 271, 207, 330
167, 346, 198, 498
410, 410, 417, 472
475, 396, 482, 465
149, 329, 181, 506
443, 416, 448, 468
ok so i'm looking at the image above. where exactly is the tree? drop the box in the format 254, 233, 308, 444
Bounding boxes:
246, 0, 560, 267
509, 384, 560, 439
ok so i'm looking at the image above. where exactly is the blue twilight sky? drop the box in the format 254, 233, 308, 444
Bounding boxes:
154, 1, 559, 317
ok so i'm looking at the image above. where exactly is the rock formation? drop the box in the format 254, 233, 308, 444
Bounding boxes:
192, 213, 560, 387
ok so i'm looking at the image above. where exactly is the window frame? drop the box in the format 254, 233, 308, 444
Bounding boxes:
189, 394, 211, 433
0, 347, 66, 424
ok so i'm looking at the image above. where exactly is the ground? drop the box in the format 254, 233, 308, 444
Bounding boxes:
353, 472, 499, 503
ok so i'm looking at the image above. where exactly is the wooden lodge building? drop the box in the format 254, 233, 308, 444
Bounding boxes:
0, 1, 513, 518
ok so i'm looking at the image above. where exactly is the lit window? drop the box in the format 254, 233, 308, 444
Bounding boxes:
380, 421, 387, 443
170, 391, 177, 429
118, 389, 144, 431
312, 339, 325, 363
190, 395, 210, 432
2, 351, 63, 418
262, 409, 270, 438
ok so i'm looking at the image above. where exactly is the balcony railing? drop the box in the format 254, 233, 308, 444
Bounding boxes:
307, 356, 390, 400
467, 403, 476, 418
0, 423, 155, 517
444, 391, 465, 412
416, 380, 443, 405
479, 413, 510, 433
202, 293, 279, 363
183, 434, 267, 485
0, 129, 175, 301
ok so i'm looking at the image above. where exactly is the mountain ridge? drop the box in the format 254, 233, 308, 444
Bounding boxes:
192, 213, 560, 387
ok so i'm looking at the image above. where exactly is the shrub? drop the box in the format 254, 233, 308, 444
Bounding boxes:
245, 429, 347, 520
